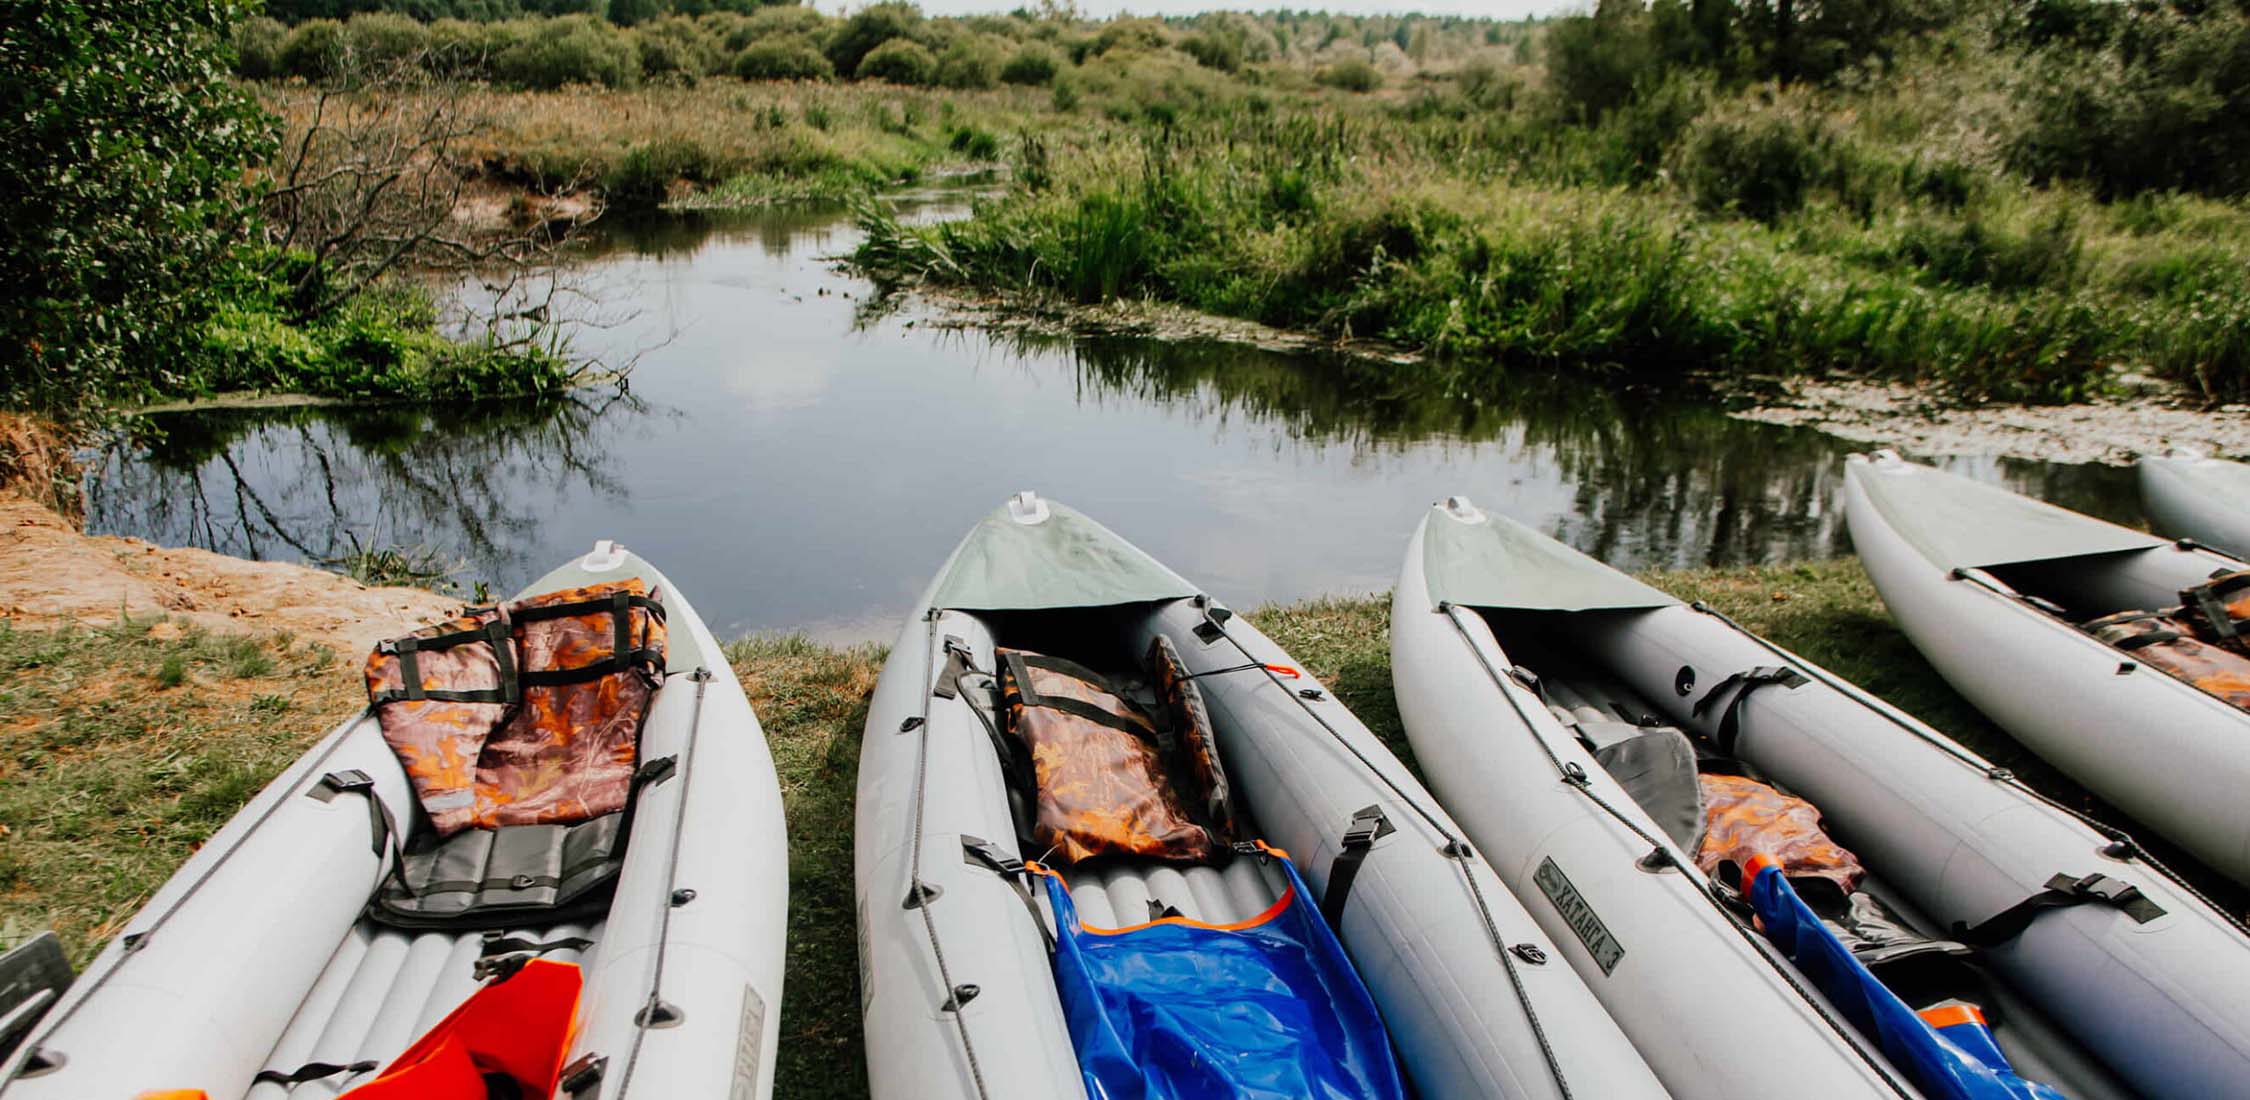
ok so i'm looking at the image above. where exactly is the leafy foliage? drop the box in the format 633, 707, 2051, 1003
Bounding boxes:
0, 0, 277, 410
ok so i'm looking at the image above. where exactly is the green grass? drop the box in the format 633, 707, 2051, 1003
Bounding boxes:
1, 560, 2233, 1097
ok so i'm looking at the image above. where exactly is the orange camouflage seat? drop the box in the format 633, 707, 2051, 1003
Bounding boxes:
2178, 570, 2250, 657
999, 643, 1234, 866
366, 579, 667, 837
1695, 772, 1864, 894
2084, 608, 2250, 712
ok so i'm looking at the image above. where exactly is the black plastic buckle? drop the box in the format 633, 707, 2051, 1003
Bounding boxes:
313, 769, 375, 802
1341, 805, 1395, 850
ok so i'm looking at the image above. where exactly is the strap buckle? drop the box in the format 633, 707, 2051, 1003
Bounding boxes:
1341, 805, 1396, 849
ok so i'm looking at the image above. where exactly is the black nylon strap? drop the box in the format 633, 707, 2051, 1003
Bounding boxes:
253, 1060, 378, 1086
370, 616, 516, 706
2112, 628, 2187, 650
1320, 806, 1396, 930
318, 770, 414, 899
2183, 581, 2243, 642
474, 932, 595, 980
962, 835, 1053, 952
1950, 873, 2166, 948
1001, 651, 1159, 738
1691, 666, 1808, 755
509, 593, 665, 624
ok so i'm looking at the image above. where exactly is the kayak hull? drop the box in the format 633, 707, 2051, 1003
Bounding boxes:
854, 498, 1667, 1100
0, 547, 790, 1100
2139, 454, 2250, 558
1391, 514, 1911, 1100
1845, 454, 2250, 883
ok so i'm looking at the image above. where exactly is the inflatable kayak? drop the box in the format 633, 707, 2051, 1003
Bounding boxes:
2139, 452, 2250, 558
1395, 496, 2250, 1100
856, 493, 1668, 1100
1846, 450, 2250, 884
0, 543, 787, 1100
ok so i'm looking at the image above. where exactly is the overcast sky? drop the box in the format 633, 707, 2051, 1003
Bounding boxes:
822, 0, 1579, 18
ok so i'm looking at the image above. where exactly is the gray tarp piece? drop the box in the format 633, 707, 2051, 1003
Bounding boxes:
1852, 457, 2164, 570
930, 499, 1200, 611
1423, 505, 1679, 612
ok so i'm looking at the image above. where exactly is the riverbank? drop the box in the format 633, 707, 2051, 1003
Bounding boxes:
0, 484, 2161, 1098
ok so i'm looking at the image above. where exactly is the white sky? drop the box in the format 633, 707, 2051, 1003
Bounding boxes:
818, 0, 1578, 18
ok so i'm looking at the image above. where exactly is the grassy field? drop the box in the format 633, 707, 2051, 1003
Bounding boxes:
8, 555, 2213, 1098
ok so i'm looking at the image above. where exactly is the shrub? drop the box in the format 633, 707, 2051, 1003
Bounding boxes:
2008, 9, 2250, 197
636, 15, 720, 82
1089, 17, 1168, 57
1316, 58, 1381, 92
5, 0, 274, 410
493, 14, 638, 88
936, 35, 1002, 89
721, 5, 830, 51
1000, 41, 1061, 85
343, 13, 430, 70
1181, 29, 1242, 73
826, 1, 920, 78
234, 16, 287, 79
947, 124, 1000, 160
1675, 110, 1837, 222
734, 34, 832, 81
425, 19, 503, 78
605, 137, 725, 209
857, 38, 936, 85
1888, 214, 2082, 294
279, 19, 349, 81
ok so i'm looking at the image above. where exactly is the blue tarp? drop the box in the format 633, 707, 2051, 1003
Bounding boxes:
1745, 860, 2066, 1100
1039, 854, 1407, 1100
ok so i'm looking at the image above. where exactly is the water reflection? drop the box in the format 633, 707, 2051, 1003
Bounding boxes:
85, 207, 2141, 642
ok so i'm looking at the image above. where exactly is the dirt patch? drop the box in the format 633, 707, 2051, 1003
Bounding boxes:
1739, 377, 2250, 465
0, 413, 82, 521
0, 498, 456, 658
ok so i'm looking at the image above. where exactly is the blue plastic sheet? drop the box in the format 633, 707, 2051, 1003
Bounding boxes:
1745, 859, 2066, 1100
1038, 854, 1407, 1100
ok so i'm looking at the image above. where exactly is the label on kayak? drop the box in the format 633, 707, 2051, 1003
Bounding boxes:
732, 982, 767, 1100
1535, 857, 1624, 975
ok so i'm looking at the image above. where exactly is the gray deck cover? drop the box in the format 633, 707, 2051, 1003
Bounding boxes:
929, 500, 1198, 611
1852, 458, 2163, 569
1422, 506, 1678, 612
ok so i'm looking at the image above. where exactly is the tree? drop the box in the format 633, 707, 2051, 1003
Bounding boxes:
826, 2, 921, 77
1, 0, 276, 408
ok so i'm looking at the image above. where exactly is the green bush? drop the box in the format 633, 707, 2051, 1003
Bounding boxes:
636, 15, 720, 82
233, 16, 288, 79
1088, 18, 1167, 57
1676, 110, 1837, 222
734, 34, 832, 81
1181, 29, 1242, 73
4, 0, 275, 410
493, 14, 638, 88
1887, 214, 2082, 294
344, 12, 431, 69
1316, 58, 1381, 92
2009, 9, 2250, 197
1000, 41, 1061, 85
425, 18, 503, 78
826, 1, 920, 78
279, 19, 349, 81
936, 35, 1002, 89
857, 38, 936, 85
947, 124, 1000, 160
720, 5, 830, 51
605, 136, 725, 208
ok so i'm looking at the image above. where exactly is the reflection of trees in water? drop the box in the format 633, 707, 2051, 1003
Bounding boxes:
1055, 336, 2141, 569
1062, 336, 1857, 568
87, 391, 652, 588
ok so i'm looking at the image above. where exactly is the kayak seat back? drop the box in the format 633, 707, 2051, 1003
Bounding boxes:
1579, 720, 1704, 850
362, 579, 667, 929
2179, 569, 2250, 655
2083, 609, 2250, 711
998, 643, 1233, 866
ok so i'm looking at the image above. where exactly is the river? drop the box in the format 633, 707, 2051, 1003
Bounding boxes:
85, 198, 2140, 642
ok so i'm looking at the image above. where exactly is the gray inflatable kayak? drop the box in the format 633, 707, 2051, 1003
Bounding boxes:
1846, 450, 2250, 883
855, 493, 1669, 1100
0, 543, 788, 1100
2139, 453, 2250, 558
1396, 496, 2250, 1100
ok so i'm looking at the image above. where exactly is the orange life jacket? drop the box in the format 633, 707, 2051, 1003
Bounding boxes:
2084, 608, 2250, 711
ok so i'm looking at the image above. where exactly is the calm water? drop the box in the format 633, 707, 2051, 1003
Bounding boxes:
87, 202, 2141, 643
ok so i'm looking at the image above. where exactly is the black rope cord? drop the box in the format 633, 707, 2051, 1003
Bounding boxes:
908, 612, 996, 1100
4, 711, 369, 1078
1438, 602, 1920, 1100
1197, 601, 1576, 1100
1688, 599, 2250, 941
614, 665, 712, 1099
